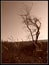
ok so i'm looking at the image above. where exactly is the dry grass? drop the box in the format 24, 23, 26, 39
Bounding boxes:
2, 40, 48, 63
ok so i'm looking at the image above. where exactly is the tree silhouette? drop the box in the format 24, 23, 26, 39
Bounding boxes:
18, 3, 41, 50
32, 17, 41, 44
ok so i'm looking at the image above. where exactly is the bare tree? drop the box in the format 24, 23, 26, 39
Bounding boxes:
18, 3, 41, 50
33, 17, 41, 44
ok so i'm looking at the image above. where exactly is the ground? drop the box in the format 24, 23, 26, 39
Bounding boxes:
2, 40, 48, 64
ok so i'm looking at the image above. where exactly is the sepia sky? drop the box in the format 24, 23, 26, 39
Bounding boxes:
1, 1, 48, 41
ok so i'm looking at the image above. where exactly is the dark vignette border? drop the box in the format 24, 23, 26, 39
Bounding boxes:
48, 0, 49, 64
0, 0, 1, 64
1, 0, 48, 1
1, 0, 48, 65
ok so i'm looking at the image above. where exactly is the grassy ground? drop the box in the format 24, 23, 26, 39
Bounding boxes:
2, 40, 48, 63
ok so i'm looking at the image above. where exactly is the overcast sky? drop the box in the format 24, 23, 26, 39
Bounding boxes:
1, 1, 48, 41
